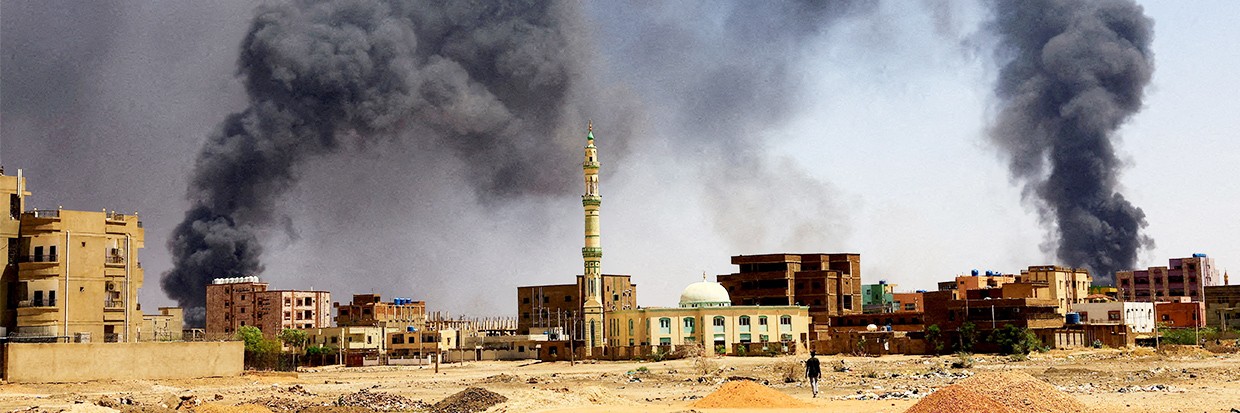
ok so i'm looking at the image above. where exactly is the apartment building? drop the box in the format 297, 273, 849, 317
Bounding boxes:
204, 277, 330, 339
1203, 284, 1240, 330
141, 307, 184, 341
1, 170, 29, 332
1116, 254, 1220, 302
1018, 265, 1092, 315
718, 253, 862, 325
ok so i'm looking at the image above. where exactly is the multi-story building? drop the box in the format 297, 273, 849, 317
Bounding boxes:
204, 277, 330, 339
1155, 299, 1205, 328
516, 274, 636, 335
1018, 265, 1091, 314
947, 271, 1018, 299
1203, 284, 1240, 330
13, 207, 146, 342
606, 279, 810, 355
1116, 254, 1221, 302
1, 169, 30, 333
862, 281, 896, 313
718, 253, 862, 325
922, 285, 1063, 333
335, 294, 426, 328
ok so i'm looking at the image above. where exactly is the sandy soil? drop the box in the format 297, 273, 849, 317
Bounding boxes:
3, 345, 1239, 412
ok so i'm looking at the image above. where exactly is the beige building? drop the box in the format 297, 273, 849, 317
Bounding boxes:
1018, 265, 1091, 314
140, 307, 184, 342
606, 279, 810, 355
335, 294, 426, 328
1, 170, 30, 333
13, 206, 146, 342
204, 278, 331, 339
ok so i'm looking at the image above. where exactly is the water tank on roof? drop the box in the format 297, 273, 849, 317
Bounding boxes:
972, 269, 979, 276
1193, 253, 1208, 258
406, 326, 416, 332
1065, 312, 1081, 325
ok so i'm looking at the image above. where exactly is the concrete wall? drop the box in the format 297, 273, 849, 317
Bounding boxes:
3, 341, 242, 383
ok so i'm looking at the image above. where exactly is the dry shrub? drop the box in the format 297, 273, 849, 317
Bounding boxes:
774, 359, 804, 383
693, 356, 720, 376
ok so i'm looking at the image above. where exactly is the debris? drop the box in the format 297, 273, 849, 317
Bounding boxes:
431, 387, 509, 413
285, 384, 316, 397
244, 396, 310, 412
335, 389, 429, 412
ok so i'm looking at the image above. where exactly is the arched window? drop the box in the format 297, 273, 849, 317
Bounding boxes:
758, 316, 769, 331
779, 315, 793, 332
683, 317, 695, 334
628, 319, 634, 335
658, 317, 672, 334
713, 316, 726, 333
738, 315, 751, 332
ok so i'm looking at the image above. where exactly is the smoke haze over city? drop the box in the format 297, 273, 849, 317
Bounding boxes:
3, 1, 1238, 319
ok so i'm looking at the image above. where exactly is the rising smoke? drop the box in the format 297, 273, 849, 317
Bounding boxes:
162, 0, 621, 325
163, 0, 874, 323
987, 0, 1155, 283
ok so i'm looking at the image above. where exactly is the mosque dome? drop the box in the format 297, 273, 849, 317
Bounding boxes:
679, 280, 732, 308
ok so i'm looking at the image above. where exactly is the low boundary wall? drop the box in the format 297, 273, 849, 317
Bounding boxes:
3, 341, 243, 383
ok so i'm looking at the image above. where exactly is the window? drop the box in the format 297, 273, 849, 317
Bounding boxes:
629, 319, 634, 335
523, 297, 530, 304
367, 335, 372, 344
659, 318, 672, 334
904, 303, 917, 311
780, 315, 793, 332
738, 316, 751, 333
659, 337, 671, 345
543, 296, 549, 304
392, 335, 404, 344
564, 295, 572, 302
1108, 310, 1121, 321
713, 316, 726, 333
759, 334, 769, 343
740, 333, 751, 343
683, 317, 695, 334
758, 316, 769, 332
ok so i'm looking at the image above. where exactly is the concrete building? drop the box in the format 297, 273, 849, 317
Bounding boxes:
1, 170, 30, 334
605, 279, 810, 355
516, 274, 637, 335
1018, 265, 1091, 315
892, 292, 925, 313
1116, 254, 1221, 302
12, 206, 146, 343
922, 285, 1063, 335
861, 281, 896, 313
204, 277, 330, 339
718, 253, 862, 325
335, 294, 426, 328
947, 271, 1018, 300
1155, 299, 1205, 328
1203, 284, 1240, 330
140, 307, 184, 341
1070, 302, 1155, 333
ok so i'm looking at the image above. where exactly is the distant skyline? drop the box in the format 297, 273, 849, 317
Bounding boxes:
1, 1, 1236, 316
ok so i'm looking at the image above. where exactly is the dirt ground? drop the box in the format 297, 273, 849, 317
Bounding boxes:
3, 345, 1239, 412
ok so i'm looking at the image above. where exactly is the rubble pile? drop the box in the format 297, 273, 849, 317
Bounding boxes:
431, 387, 509, 413
244, 396, 312, 412
905, 371, 1090, 413
1116, 384, 1182, 393
335, 389, 429, 412
689, 380, 812, 409
283, 385, 316, 397
835, 389, 926, 401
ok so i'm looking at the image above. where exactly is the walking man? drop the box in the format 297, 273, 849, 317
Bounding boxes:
805, 350, 821, 398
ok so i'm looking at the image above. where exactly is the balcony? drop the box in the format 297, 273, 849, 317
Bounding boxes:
23, 209, 60, 219
105, 254, 126, 267
105, 299, 125, 311
20, 254, 58, 263
18, 298, 57, 308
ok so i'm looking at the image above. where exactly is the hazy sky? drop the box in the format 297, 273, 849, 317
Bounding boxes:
1, 1, 1237, 316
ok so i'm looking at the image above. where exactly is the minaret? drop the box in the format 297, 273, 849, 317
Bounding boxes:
582, 121, 604, 353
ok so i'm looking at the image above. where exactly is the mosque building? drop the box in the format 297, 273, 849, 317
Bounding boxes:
606, 274, 810, 355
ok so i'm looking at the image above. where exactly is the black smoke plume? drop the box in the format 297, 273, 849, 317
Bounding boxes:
988, 0, 1155, 283
163, 0, 611, 325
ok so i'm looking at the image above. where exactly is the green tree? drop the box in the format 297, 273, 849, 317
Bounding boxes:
236, 326, 278, 353
925, 324, 944, 354
279, 329, 308, 352
989, 324, 1041, 355
958, 322, 977, 352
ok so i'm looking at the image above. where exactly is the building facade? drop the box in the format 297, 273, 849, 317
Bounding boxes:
892, 292, 925, 313
1116, 255, 1220, 302
204, 278, 331, 339
140, 307, 184, 341
862, 281, 896, 313
1018, 265, 1091, 314
1070, 302, 1155, 333
1155, 300, 1205, 328
13, 208, 146, 342
1, 170, 29, 333
335, 294, 426, 328
718, 253, 862, 325
516, 274, 636, 335
1203, 284, 1240, 330
606, 280, 810, 355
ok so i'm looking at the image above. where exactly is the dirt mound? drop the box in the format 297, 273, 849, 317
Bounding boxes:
335, 389, 428, 412
905, 371, 1090, 413
689, 380, 812, 409
431, 387, 509, 413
